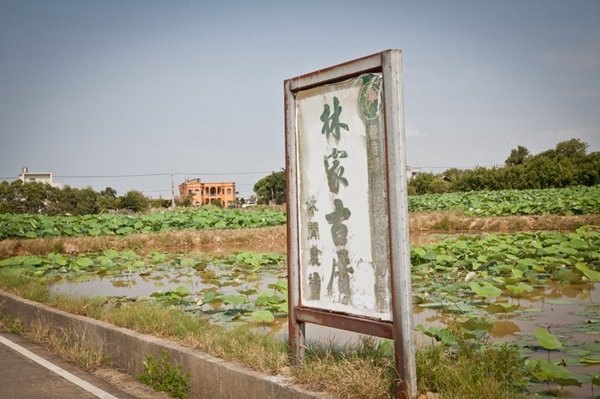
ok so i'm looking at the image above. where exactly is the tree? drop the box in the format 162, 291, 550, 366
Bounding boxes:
554, 138, 588, 159
409, 172, 436, 195
101, 187, 117, 197
253, 170, 286, 205
11, 180, 56, 213
150, 198, 172, 209
74, 187, 100, 215
505, 145, 530, 166
118, 190, 149, 213
97, 187, 119, 211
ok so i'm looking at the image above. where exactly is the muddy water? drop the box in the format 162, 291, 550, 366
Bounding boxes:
50, 278, 600, 398
47, 232, 600, 398
49, 271, 599, 345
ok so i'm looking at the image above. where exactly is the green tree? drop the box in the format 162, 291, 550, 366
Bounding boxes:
11, 180, 56, 213
150, 198, 172, 209
505, 145, 530, 166
73, 187, 99, 215
554, 138, 588, 159
409, 172, 452, 194
118, 190, 150, 213
409, 172, 436, 195
576, 151, 600, 186
253, 170, 286, 205
97, 187, 118, 211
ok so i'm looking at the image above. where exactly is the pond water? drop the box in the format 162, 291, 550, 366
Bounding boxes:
54, 278, 599, 332
45, 230, 600, 398
50, 273, 599, 395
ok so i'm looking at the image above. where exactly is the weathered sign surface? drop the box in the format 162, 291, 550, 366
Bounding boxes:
295, 74, 392, 320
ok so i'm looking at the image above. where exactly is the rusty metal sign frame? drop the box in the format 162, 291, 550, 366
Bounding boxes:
284, 49, 416, 398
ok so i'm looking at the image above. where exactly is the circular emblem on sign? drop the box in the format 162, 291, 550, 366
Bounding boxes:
359, 75, 382, 121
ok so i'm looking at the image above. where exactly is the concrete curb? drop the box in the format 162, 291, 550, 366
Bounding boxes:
0, 290, 332, 399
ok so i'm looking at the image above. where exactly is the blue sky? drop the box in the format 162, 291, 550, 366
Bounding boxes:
1, 0, 599, 198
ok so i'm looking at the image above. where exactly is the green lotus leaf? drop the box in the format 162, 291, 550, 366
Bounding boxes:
221, 294, 247, 305
506, 282, 533, 296
575, 262, 600, 282
580, 355, 600, 365
527, 359, 571, 382
251, 309, 275, 323
533, 327, 562, 350
469, 282, 502, 299
487, 303, 519, 313
75, 257, 94, 268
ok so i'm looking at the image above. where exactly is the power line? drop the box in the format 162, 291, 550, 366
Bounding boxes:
174, 171, 272, 176
47, 171, 275, 179
56, 173, 170, 178
5, 166, 489, 183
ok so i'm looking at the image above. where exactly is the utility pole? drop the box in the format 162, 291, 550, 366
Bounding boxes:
170, 173, 176, 209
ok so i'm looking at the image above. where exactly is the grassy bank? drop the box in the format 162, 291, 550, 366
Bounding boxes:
0, 274, 534, 399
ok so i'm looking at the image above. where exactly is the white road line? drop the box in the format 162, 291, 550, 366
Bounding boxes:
0, 334, 120, 399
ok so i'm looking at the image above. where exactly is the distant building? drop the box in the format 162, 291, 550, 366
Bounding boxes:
18, 167, 62, 188
407, 166, 422, 181
179, 178, 236, 207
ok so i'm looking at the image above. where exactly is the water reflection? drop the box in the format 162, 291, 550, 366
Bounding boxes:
50, 270, 599, 347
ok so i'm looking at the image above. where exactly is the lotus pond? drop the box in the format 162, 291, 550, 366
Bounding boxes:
1, 227, 599, 397
2, 185, 599, 241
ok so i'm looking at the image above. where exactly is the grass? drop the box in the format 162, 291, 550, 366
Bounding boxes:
27, 320, 108, 370
0, 273, 535, 399
416, 332, 531, 399
408, 211, 600, 233
293, 338, 397, 399
0, 271, 50, 302
0, 226, 287, 257
0, 314, 23, 334
138, 351, 190, 399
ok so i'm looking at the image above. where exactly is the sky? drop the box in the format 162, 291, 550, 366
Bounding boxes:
1, 0, 599, 198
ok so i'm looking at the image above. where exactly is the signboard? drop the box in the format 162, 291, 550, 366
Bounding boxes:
296, 74, 392, 320
285, 50, 416, 398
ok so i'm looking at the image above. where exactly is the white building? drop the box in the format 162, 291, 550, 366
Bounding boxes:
407, 166, 422, 180
18, 167, 62, 188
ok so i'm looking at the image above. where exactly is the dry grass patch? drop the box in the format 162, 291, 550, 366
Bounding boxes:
1, 280, 537, 399
409, 212, 600, 233
0, 226, 287, 257
291, 338, 403, 399
416, 340, 529, 399
27, 320, 108, 370
100, 302, 289, 374
294, 352, 395, 399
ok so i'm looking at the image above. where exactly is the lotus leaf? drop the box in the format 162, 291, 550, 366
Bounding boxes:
469, 282, 502, 299
533, 327, 562, 350
251, 310, 275, 323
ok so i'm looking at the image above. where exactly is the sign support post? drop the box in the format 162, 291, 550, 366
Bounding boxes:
285, 49, 416, 398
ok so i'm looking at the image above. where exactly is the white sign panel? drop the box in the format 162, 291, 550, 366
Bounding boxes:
295, 74, 392, 321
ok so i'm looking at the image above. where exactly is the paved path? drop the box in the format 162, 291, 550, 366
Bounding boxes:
0, 332, 139, 399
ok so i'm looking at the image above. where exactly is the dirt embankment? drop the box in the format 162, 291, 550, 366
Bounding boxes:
1, 213, 598, 258
409, 211, 600, 233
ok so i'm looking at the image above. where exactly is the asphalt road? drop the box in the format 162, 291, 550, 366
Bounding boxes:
0, 332, 141, 399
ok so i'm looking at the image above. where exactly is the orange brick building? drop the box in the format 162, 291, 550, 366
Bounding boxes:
179, 178, 236, 207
